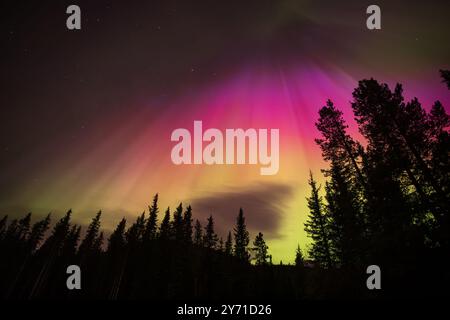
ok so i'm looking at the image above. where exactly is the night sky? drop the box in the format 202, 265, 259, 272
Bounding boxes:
1, 0, 449, 262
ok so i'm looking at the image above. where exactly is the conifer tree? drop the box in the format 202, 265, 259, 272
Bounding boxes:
62, 225, 81, 258
183, 205, 193, 244
352, 79, 443, 219
78, 211, 102, 259
39, 210, 72, 255
252, 232, 268, 265
28, 214, 51, 252
172, 203, 184, 241
295, 245, 304, 267
234, 208, 250, 261
159, 207, 171, 240
304, 172, 333, 268
144, 194, 159, 241
93, 232, 104, 253
126, 212, 146, 246
193, 219, 203, 246
325, 163, 365, 266
17, 213, 31, 241
225, 231, 233, 255
203, 215, 218, 249
107, 218, 127, 253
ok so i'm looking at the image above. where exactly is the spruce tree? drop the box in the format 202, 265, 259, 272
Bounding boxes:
203, 215, 218, 249
78, 211, 102, 259
234, 208, 250, 261
159, 207, 171, 240
62, 225, 81, 258
193, 219, 203, 246
183, 205, 193, 244
28, 214, 51, 252
107, 218, 127, 253
172, 203, 184, 241
295, 245, 304, 267
144, 194, 159, 241
39, 210, 72, 255
304, 172, 333, 268
225, 231, 233, 255
252, 232, 268, 265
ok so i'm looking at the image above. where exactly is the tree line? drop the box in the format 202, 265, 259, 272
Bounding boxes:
0, 196, 279, 299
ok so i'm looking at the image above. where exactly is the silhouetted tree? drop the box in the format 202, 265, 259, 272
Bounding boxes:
108, 218, 126, 253
39, 210, 72, 256
203, 215, 218, 249
172, 203, 184, 241
325, 163, 365, 266
352, 80, 444, 221
234, 208, 250, 262
78, 211, 102, 262
304, 172, 333, 268
218, 238, 224, 252
252, 232, 268, 265
30, 210, 72, 298
183, 205, 193, 244
295, 245, 304, 267
225, 231, 233, 255
61, 225, 81, 258
126, 212, 146, 246
28, 214, 51, 252
159, 208, 171, 241
144, 194, 159, 241
193, 219, 202, 246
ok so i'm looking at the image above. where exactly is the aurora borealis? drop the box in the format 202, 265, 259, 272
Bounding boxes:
1, 0, 449, 263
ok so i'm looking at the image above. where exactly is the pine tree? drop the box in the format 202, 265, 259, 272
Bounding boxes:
39, 210, 72, 255
17, 213, 31, 241
144, 194, 159, 241
107, 218, 127, 253
27, 214, 51, 252
193, 219, 203, 246
126, 212, 146, 246
234, 208, 250, 262
295, 245, 304, 267
352, 79, 443, 222
304, 172, 333, 268
252, 232, 268, 265
203, 215, 218, 249
218, 238, 224, 252
183, 205, 193, 244
30, 210, 72, 298
78, 211, 102, 260
325, 162, 365, 266
159, 207, 171, 240
172, 203, 184, 241
225, 231, 233, 255
61, 225, 81, 258
93, 232, 104, 253
315, 99, 367, 191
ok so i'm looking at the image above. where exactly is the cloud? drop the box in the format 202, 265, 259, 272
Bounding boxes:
190, 182, 296, 240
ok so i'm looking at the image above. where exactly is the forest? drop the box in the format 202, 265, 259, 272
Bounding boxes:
0, 70, 449, 300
